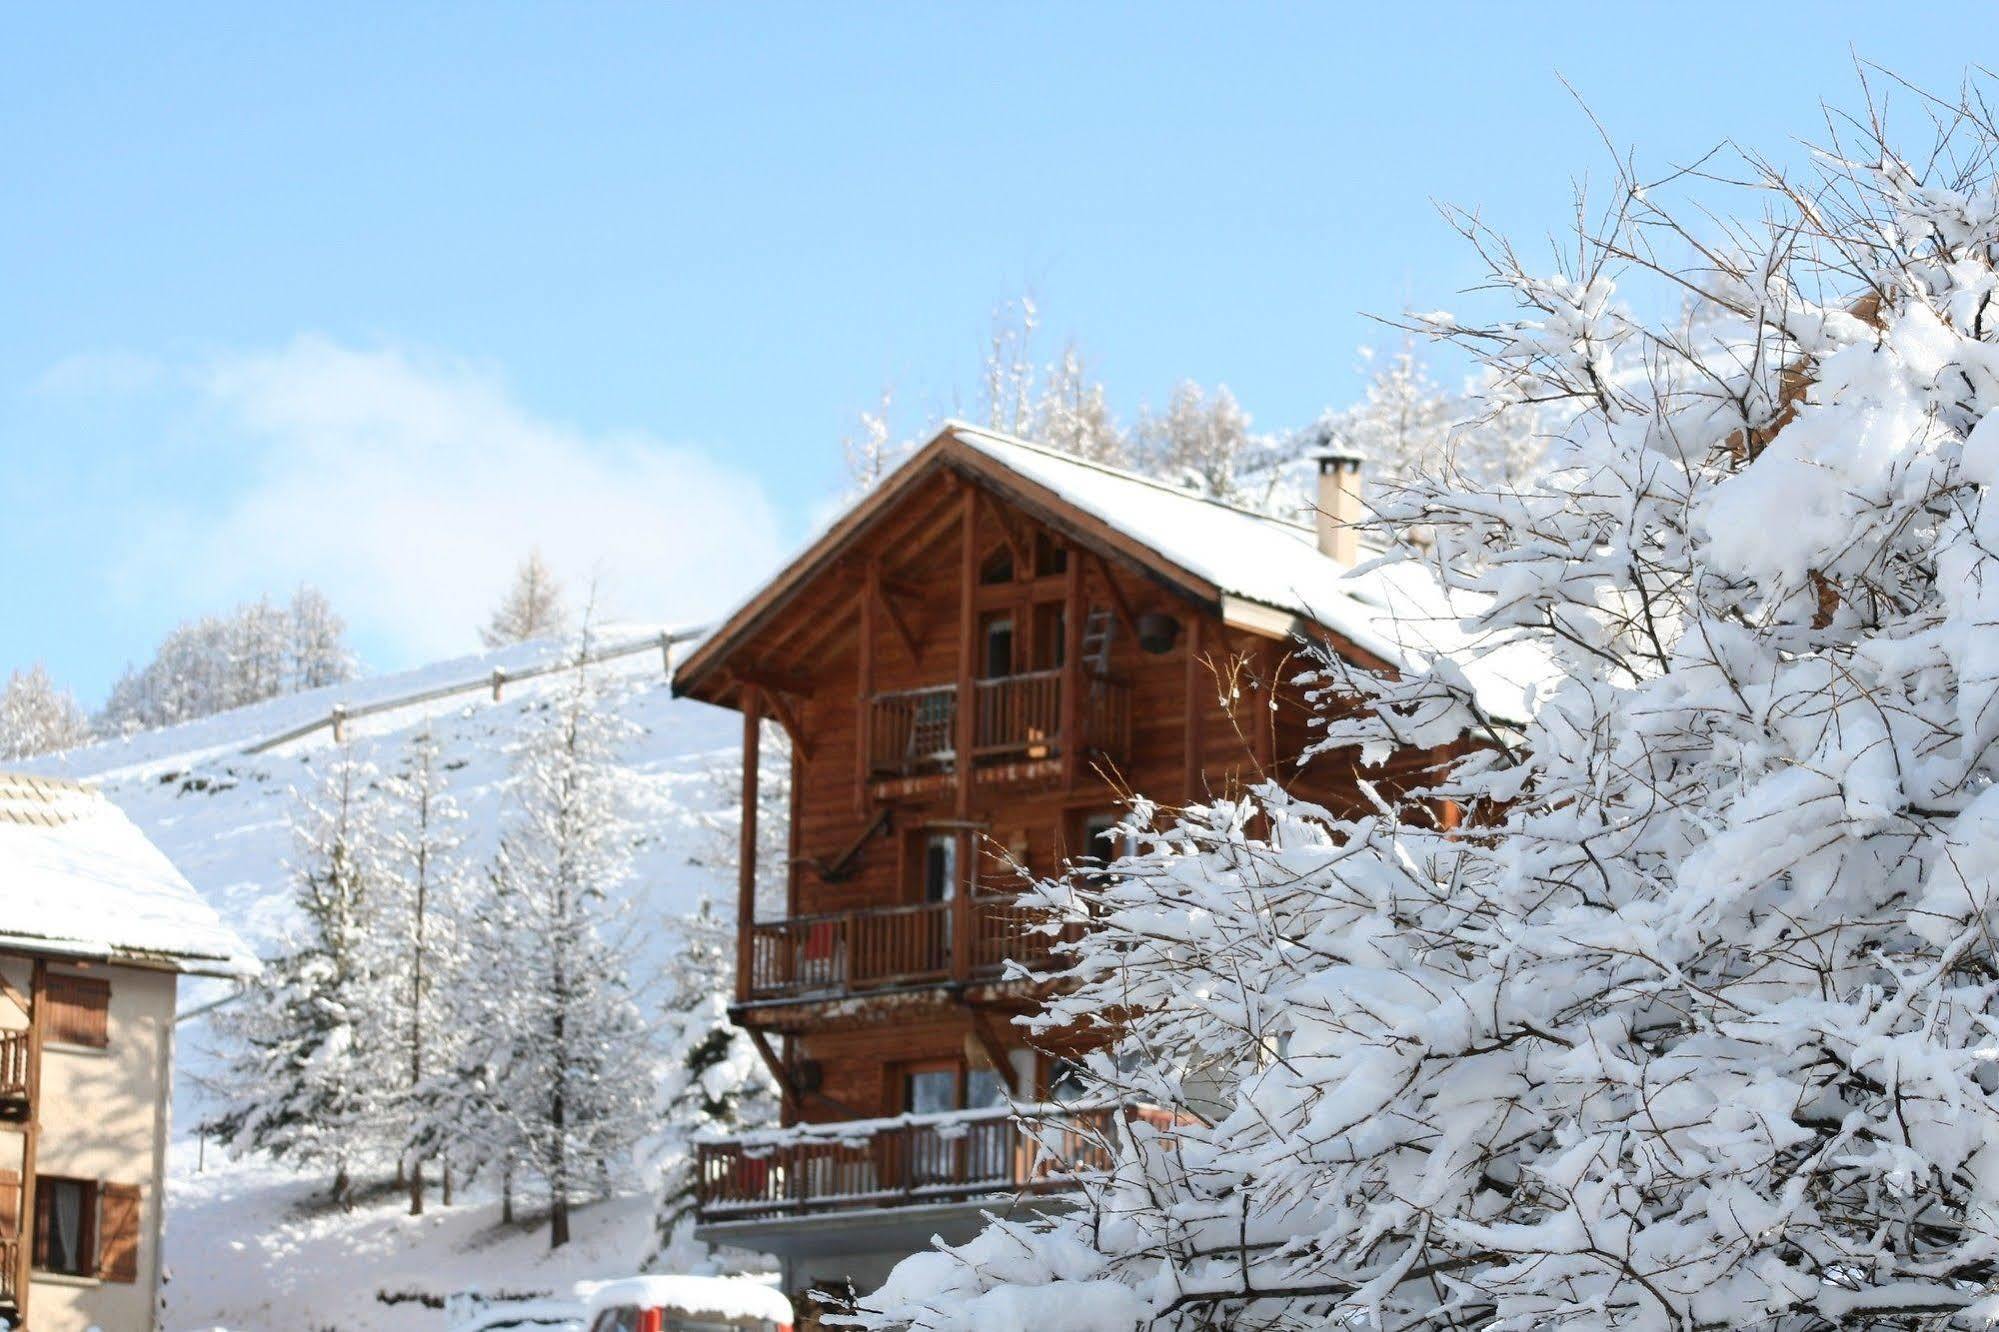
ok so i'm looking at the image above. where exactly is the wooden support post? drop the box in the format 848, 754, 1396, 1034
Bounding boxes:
737, 686, 762, 1005
1060, 550, 1084, 790
856, 562, 876, 812
329, 704, 347, 744
953, 487, 978, 984
491, 667, 507, 701
1184, 615, 1206, 803
17, 959, 45, 1328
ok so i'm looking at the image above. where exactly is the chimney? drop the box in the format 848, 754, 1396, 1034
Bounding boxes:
1313, 444, 1365, 565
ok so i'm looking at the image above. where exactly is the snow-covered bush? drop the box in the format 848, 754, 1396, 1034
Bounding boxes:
847, 79, 1999, 1330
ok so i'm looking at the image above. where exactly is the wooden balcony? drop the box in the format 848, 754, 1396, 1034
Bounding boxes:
696, 1103, 1120, 1222
0, 1030, 27, 1120
867, 670, 1132, 782
744, 897, 1084, 1003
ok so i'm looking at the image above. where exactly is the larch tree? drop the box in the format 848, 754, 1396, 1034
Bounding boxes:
469, 654, 656, 1247
849, 76, 1999, 1331
0, 663, 91, 759
376, 729, 473, 1215
481, 551, 572, 649
1134, 379, 1277, 506
206, 748, 391, 1207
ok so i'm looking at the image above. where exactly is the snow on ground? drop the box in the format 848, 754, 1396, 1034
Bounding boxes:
23, 626, 745, 1331
166, 1141, 658, 1332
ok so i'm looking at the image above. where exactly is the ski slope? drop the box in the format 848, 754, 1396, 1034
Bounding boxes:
22, 626, 748, 1330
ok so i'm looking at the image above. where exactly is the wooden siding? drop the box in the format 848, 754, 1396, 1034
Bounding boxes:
698, 467, 1455, 1137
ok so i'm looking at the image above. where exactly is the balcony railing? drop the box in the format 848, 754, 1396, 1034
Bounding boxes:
0, 1234, 14, 1308
744, 897, 1084, 1002
868, 671, 1131, 780
0, 1030, 26, 1114
696, 1103, 1120, 1221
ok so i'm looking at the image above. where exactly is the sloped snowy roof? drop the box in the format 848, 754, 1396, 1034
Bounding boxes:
680, 422, 1551, 724
0, 772, 257, 976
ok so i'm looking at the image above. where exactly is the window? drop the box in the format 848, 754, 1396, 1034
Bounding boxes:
920, 833, 957, 904
1047, 1057, 1091, 1103
33, 1177, 95, 1277
7, 1174, 139, 1283
966, 1066, 1007, 1109
903, 1065, 957, 1115
587, 1306, 643, 1332
1034, 533, 1068, 578
47, 974, 109, 1049
981, 616, 1015, 678
1032, 603, 1066, 671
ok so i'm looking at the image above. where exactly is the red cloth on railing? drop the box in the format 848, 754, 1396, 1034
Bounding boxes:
803, 921, 838, 961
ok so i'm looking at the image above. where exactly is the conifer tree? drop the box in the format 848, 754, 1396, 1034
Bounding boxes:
480, 550, 571, 648
206, 749, 389, 1207
465, 654, 655, 1247
376, 729, 471, 1215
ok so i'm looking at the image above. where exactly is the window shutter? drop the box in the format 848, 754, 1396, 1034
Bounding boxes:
0, 1167, 17, 1238
96, 1182, 140, 1283
46, 975, 110, 1048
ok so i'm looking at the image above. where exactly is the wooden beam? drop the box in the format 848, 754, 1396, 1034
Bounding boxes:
1061, 549, 1085, 790
953, 486, 978, 985
879, 572, 923, 660
736, 686, 762, 1006
732, 663, 816, 696
1184, 614, 1206, 802
761, 689, 811, 762
1088, 551, 1139, 638
969, 1012, 1019, 1094
856, 564, 876, 812
977, 488, 1030, 570
744, 1026, 801, 1119
17, 959, 45, 1327
0, 970, 25, 1018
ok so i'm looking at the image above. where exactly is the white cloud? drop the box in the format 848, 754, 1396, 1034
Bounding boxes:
118, 336, 788, 666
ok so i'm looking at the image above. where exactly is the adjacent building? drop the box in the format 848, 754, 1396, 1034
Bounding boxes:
674, 423, 1531, 1314
0, 772, 254, 1332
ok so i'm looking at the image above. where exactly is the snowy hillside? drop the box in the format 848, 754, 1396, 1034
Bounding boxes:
24, 627, 749, 1331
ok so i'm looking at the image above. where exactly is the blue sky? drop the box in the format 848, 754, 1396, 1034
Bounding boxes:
2, 4, 1987, 704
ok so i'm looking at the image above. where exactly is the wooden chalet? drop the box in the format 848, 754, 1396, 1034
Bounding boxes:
674, 422, 1520, 1307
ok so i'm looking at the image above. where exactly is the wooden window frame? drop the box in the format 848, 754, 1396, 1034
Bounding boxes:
31, 1175, 97, 1278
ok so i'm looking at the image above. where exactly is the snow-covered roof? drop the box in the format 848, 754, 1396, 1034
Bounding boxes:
0, 772, 258, 976
580, 1274, 791, 1325
678, 422, 1551, 724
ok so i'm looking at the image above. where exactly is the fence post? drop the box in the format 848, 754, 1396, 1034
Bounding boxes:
491, 667, 506, 701
659, 631, 674, 676
330, 704, 347, 743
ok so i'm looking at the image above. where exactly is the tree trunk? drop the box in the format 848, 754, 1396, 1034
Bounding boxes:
501, 1165, 514, 1225
442, 1163, 454, 1207
409, 1156, 425, 1216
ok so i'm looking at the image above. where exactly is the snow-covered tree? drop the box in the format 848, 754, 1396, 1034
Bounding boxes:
376, 729, 473, 1215
692, 721, 792, 920
481, 551, 571, 649
0, 663, 91, 758
849, 78, 1999, 1331
652, 898, 779, 1271
98, 588, 356, 734
1036, 340, 1129, 465
288, 584, 357, 690
463, 655, 656, 1247
843, 387, 912, 496
206, 749, 390, 1206
1134, 380, 1275, 505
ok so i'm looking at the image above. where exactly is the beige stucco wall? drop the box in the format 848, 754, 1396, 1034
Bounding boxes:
1, 957, 175, 1332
